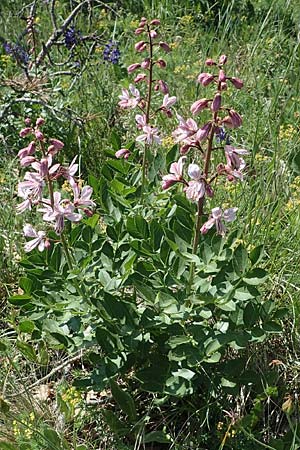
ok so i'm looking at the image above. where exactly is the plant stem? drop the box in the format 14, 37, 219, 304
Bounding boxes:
141, 24, 154, 198
187, 124, 215, 295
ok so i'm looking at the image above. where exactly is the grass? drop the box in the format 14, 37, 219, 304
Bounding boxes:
1, 0, 300, 448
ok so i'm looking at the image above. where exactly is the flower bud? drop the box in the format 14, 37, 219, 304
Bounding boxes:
36, 117, 45, 127
229, 77, 244, 89
135, 27, 145, 35
83, 208, 94, 217
188, 163, 201, 180
190, 98, 210, 115
197, 72, 214, 86
229, 109, 242, 128
206, 184, 214, 197
154, 84, 159, 91
115, 148, 130, 159
39, 158, 49, 177
219, 54, 227, 65
150, 30, 158, 39
35, 130, 44, 141
150, 19, 160, 25
211, 93, 221, 112
135, 41, 147, 52
222, 116, 234, 129
49, 138, 64, 150
44, 239, 51, 250
158, 79, 169, 94
141, 57, 151, 69
218, 69, 226, 82
19, 127, 32, 138
196, 122, 212, 142
159, 41, 171, 52
180, 144, 191, 155
25, 117, 31, 125
139, 17, 147, 27
205, 58, 216, 66
127, 63, 141, 73
220, 82, 227, 91
156, 59, 166, 68
134, 73, 147, 83
20, 156, 35, 166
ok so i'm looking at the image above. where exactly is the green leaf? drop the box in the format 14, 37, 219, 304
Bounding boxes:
110, 131, 121, 151
144, 431, 171, 444
49, 244, 62, 272
249, 245, 264, 265
109, 379, 137, 423
85, 213, 100, 229
244, 268, 268, 285
263, 321, 282, 332
127, 216, 149, 239
101, 409, 128, 436
0, 340, 7, 352
233, 244, 248, 275
292, 151, 300, 174
19, 277, 33, 294
0, 443, 18, 450
172, 368, 195, 380
16, 340, 36, 362
18, 320, 35, 334
8, 294, 32, 306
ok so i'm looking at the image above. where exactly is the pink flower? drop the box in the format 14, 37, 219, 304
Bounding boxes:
161, 94, 176, 114
20, 156, 36, 167
73, 184, 95, 209
118, 84, 140, 109
18, 172, 45, 202
190, 98, 210, 115
150, 19, 160, 25
201, 207, 237, 236
39, 192, 82, 234
162, 157, 186, 190
135, 114, 147, 129
115, 148, 131, 159
172, 116, 198, 142
197, 72, 215, 86
18, 141, 36, 159
23, 224, 48, 252
136, 125, 161, 145
184, 163, 206, 201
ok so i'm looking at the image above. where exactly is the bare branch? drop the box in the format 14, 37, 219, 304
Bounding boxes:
35, 0, 90, 67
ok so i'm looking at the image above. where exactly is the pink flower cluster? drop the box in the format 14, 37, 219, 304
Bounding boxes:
17, 117, 95, 252
162, 54, 248, 236
116, 17, 176, 159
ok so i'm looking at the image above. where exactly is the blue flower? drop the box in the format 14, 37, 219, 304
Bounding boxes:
3, 41, 29, 65
64, 27, 81, 50
103, 40, 120, 64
